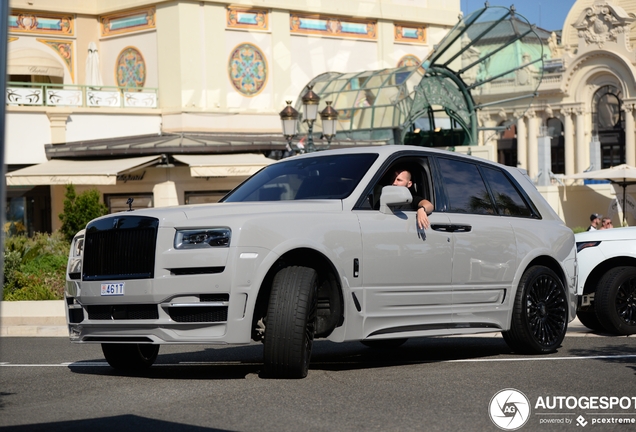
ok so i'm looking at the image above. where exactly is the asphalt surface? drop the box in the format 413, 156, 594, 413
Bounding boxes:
1, 335, 635, 432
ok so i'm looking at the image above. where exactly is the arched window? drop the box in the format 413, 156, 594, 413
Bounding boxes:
547, 117, 564, 174
593, 85, 625, 168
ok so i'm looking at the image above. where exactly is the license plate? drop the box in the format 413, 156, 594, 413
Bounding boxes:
101, 282, 125, 296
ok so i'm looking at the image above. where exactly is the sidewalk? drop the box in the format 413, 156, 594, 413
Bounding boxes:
0, 300, 618, 338
0, 300, 68, 337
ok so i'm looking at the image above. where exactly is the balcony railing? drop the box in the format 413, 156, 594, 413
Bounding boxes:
6, 82, 158, 108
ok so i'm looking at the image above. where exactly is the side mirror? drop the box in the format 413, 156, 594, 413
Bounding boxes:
379, 186, 412, 214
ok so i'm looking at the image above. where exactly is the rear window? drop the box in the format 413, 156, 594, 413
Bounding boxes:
222, 153, 378, 202
438, 158, 494, 215
481, 167, 533, 217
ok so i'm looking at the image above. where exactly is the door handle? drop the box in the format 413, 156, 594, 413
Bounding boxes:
431, 224, 454, 232
451, 224, 472, 232
431, 224, 472, 233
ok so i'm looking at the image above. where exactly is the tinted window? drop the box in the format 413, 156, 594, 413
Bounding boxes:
438, 158, 494, 214
222, 154, 378, 202
482, 167, 533, 217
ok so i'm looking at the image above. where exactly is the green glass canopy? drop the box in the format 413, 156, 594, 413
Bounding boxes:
296, 4, 548, 147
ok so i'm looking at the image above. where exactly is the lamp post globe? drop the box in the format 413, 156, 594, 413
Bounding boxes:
320, 101, 339, 148
279, 100, 299, 150
301, 85, 320, 152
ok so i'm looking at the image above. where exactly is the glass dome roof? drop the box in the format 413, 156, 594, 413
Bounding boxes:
295, 4, 546, 147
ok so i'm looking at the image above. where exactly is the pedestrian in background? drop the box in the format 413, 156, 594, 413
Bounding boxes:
587, 213, 602, 231
600, 217, 613, 229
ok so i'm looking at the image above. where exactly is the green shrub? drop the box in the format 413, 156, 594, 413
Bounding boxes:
58, 184, 108, 242
2, 231, 70, 301
572, 226, 587, 234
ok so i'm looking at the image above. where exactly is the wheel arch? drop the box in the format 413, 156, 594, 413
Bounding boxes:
251, 247, 344, 341
582, 256, 636, 295
525, 255, 568, 291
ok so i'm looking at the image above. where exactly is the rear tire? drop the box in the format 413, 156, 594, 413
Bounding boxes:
502, 265, 567, 354
576, 307, 605, 332
263, 266, 318, 379
595, 266, 636, 335
101, 343, 159, 370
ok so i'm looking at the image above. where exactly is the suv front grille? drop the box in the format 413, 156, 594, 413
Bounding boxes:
82, 216, 159, 281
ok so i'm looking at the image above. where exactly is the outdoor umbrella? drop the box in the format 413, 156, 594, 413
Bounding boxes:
564, 164, 636, 225
85, 41, 103, 88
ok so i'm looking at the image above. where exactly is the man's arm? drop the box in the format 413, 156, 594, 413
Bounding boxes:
415, 198, 433, 230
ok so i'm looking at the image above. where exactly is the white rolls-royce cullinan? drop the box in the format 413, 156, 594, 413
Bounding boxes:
65, 146, 577, 378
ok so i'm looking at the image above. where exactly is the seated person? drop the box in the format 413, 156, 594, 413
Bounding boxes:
391, 168, 433, 230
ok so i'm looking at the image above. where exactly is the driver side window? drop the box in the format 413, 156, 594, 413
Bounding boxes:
359, 157, 433, 210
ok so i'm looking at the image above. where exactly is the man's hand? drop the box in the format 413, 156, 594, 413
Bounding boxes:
416, 207, 430, 230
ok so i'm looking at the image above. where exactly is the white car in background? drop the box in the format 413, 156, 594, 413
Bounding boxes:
575, 227, 636, 335
65, 146, 578, 378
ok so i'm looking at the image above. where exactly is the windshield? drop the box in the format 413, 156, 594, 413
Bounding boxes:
222, 153, 378, 202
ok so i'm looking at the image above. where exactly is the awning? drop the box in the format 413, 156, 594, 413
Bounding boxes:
173, 154, 274, 177
6, 155, 161, 186
8, 49, 65, 77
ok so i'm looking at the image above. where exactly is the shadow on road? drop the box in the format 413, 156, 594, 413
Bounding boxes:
67, 336, 516, 379
0, 414, 230, 432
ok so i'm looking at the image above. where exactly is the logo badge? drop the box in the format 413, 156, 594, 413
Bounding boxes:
489, 388, 531, 430
577, 415, 588, 427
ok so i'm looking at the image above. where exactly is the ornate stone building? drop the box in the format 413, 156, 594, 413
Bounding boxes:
4, 0, 460, 234
479, 0, 636, 227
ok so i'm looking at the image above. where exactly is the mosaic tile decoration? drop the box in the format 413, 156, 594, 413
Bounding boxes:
227, 6, 268, 30
290, 13, 376, 39
101, 7, 156, 37
37, 38, 74, 80
397, 54, 420, 67
394, 23, 427, 44
228, 43, 268, 97
115, 47, 146, 88
9, 10, 74, 35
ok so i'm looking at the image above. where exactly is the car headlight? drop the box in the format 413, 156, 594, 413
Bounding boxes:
174, 228, 231, 249
71, 235, 84, 258
67, 234, 84, 279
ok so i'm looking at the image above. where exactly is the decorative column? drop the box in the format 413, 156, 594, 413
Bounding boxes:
562, 108, 575, 176
46, 109, 72, 144
515, 111, 527, 170
527, 110, 538, 179
575, 106, 586, 173
623, 103, 635, 166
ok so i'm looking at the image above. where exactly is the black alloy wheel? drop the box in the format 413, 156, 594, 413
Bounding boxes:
595, 266, 636, 335
503, 265, 568, 354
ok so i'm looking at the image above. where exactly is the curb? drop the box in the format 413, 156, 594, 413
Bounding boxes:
0, 300, 627, 338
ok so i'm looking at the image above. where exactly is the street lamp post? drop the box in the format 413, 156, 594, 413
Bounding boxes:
320, 101, 338, 149
301, 85, 320, 152
279, 100, 299, 151
279, 86, 339, 154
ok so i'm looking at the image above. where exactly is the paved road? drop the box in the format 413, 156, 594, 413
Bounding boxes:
1, 335, 635, 432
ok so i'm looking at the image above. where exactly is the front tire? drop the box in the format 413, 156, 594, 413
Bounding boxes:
101, 343, 159, 371
503, 266, 568, 354
263, 266, 318, 379
595, 266, 636, 335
